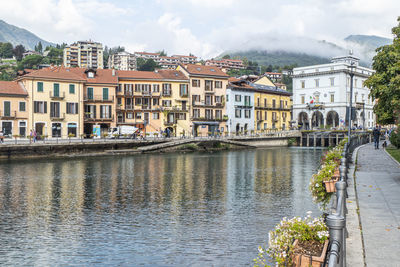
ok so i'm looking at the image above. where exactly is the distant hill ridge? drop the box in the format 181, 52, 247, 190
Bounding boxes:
0, 19, 54, 50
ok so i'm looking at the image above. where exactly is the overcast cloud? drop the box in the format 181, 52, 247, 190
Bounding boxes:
0, 0, 398, 59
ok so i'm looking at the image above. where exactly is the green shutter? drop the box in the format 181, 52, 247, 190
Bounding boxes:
4, 101, 10, 117
37, 82, 43, 92
87, 87, 93, 100
69, 84, 75, 94
54, 83, 59, 97
103, 88, 108, 100
19, 102, 25, 112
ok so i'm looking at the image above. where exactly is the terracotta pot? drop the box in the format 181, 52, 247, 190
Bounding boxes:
291, 239, 329, 267
323, 176, 339, 192
333, 167, 340, 180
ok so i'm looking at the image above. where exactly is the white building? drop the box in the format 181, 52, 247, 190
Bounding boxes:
108, 51, 137, 70
292, 55, 375, 130
226, 79, 255, 134
63, 41, 103, 69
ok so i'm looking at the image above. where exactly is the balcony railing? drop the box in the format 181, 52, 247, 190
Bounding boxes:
50, 113, 65, 121
84, 95, 114, 102
50, 91, 65, 100
190, 116, 228, 122
0, 110, 17, 119
84, 114, 114, 122
255, 104, 290, 111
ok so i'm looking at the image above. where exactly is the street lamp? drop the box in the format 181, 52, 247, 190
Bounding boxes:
347, 61, 356, 145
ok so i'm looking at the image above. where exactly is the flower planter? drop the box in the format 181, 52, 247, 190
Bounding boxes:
291, 239, 329, 267
323, 176, 339, 192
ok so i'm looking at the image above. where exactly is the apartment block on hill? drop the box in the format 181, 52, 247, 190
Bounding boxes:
205, 59, 245, 70
108, 51, 137, 71
63, 41, 104, 69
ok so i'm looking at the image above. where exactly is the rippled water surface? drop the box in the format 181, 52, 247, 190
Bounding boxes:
0, 147, 323, 266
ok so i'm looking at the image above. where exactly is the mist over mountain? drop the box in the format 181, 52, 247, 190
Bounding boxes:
0, 20, 54, 50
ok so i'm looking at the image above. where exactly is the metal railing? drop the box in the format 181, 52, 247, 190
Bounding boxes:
326, 133, 371, 267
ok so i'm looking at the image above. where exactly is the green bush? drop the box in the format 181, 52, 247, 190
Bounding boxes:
390, 128, 400, 148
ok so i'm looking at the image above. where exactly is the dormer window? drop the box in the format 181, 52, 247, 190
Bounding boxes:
88, 71, 94, 78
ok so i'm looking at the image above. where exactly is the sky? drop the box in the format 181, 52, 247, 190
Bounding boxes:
0, 0, 399, 59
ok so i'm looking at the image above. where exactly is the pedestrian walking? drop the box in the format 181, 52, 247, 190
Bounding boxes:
0, 131, 4, 144
373, 125, 380, 149
33, 129, 37, 143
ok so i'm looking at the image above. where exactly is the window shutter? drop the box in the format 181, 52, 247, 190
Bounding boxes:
44, 101, 47, 113
108, 105, 112, 118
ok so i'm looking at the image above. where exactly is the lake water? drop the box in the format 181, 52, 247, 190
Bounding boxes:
0, 147, 323, 266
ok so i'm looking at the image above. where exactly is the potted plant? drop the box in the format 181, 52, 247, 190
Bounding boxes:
255, 212, 329, 267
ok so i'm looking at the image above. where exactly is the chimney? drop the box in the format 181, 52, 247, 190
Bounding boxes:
112, 69, 115, 76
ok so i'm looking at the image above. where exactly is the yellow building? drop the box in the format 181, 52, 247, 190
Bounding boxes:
18, 67, 86, 138
0, 81, 29, 137
177, 64, 229, 136
253, 84, 292, 131
115, 70, 190, 136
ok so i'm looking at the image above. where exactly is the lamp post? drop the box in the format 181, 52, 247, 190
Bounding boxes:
347, 61, 356, 145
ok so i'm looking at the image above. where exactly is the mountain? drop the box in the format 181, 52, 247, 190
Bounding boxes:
222, 34, 393, 69
0, 20, 55, 50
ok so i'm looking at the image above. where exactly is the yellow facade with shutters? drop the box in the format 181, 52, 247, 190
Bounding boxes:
20, 78, 85, 138
254, 91, 292, 132
0, 95, 29, 137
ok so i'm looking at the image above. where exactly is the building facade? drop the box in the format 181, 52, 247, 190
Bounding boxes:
226, 78, 255, 134
292, 55, 375, 130
205, 59, 245, 70
108, 52, 137, 71
63, 41, 104, 69
0, 81, 28, 137
177, 64, 229, 136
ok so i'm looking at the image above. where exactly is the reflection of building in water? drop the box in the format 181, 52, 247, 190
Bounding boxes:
253, 148, 293, 195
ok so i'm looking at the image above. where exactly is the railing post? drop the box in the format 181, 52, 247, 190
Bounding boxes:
327, 213, 345, 267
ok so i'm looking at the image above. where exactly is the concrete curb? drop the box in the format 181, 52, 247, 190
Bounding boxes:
383, 147, 400, 167
346, 143, 368, 267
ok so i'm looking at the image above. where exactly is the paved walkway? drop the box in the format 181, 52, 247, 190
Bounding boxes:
350, 143, 400, 267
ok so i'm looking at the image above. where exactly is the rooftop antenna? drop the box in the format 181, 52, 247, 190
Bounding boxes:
349, 49, 353, 55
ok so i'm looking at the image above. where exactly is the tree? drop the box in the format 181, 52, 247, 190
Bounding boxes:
13, 44, 26, 61
157, 50, 167, 56
137, 58, 159, 71
37, 41, 43, 54
46, 47, 63, 65
17, 54, 44, 70
364, 17, 400, 125
222, 54, 231, 59
0, 42, 14, 58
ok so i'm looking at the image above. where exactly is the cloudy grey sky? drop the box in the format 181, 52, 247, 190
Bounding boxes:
0, 0, 398, 59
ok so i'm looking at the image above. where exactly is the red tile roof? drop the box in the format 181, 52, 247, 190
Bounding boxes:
22, 66, 86, 81
157, 70, 188, 80
117, 70, 163, 80
0, 81, 28, 96
69, 68, 118, 84
182, 64, 229, 77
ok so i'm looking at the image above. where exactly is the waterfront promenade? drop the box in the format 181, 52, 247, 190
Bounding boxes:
348, 143, 400, 267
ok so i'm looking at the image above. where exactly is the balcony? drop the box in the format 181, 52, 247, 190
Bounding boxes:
255, 104, 290, 111
0, 110, 17, 119
50, 113, 65, 121
190, 116, 228, 122
142, 91, 151, 96
50, 91, 65, 100
84, 95, 114, 102
164, 120, 177, 126
84, 114, 114, 122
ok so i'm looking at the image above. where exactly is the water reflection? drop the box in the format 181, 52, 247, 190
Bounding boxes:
0, 147, 323, 266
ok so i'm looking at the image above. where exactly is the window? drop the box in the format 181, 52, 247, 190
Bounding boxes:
152, 84, 160, 92
103, 88, 109, 101
205, 80, 213, 91
330, 94, 335, 103
264, 111, 267, 120
117, 84, 122, 93
51, 123, 61, 137
84, 105, 96, 119
19, 121, 26, 137
178, 113, 186, 120
256, 111, 261, 120
215, 110, 222, 119
126, 113, 133, 119
100, 105, 112, 119
280, 100, 284, 108
205, 95, 212, 105
244, 96, 251, 106
301, 95, 305, 104
66, 102, 78, 114
257, 98, 260, 107
282, 112, 287, 122
19, 102, 26, 112
192, 79, 200, 87
87, 87, 94, 100
235, 109, 241, 118
245, 109, 251, 118
192, 95, 200, 104
37, 82, 43, 92
153, 98, 159, 106
272, 99, 276, 108
153, 113, 160, 119
162, 84, 172, 96
215, 81, 222, 88
235, 95, 241, 102
162, 100, 171, 107
135, 98, 142, 105
193, 109, 200, 118
205, 109, 212, 119
69, 84, 75, 94
315, 79, 319, 87
117, 98, 122, 105
264, 123, 267, 130
264, 98, 267, 107
67, 123, 77, 137
226, 94, 229, 102
34, 101, 47, 113
330, 77, 335, 86
301, 81, 305, 88
53, 83, 60, 97
50, 102, 60, 118
215, 95, 221, 104
180, 84, 188, 96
